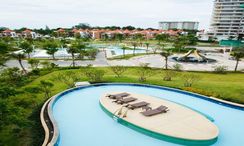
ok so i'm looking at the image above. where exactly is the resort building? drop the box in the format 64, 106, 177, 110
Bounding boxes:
159, 21, 199, 30
1, 29, 17, 37
209, 0, 244, 40
22, 29, 38, 39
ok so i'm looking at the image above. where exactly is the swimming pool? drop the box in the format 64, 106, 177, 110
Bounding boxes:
50, 84, 244, 146
107, 46, 146, 56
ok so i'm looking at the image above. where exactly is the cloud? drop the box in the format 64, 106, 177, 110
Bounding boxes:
0, 0, 213, 29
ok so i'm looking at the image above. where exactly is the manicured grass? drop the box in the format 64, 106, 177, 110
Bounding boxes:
1, 67, 244, 146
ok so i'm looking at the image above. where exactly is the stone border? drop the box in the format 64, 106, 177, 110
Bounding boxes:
41, 83, 244, 146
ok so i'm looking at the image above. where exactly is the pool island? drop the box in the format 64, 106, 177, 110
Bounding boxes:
100, 92, 219, 146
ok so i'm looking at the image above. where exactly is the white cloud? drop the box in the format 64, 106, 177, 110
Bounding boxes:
0, 0, 213, 29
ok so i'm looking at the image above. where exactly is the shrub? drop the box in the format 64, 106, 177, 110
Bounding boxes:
173, 63, 183, 71
213, 65, 228, 74
163, 70, 177, 81
53, 71, 81, 88
27, 59, 40, 70
110, 66, 127, 77
83, 67, 105, 82
182, 73, 200, 87
138, 63, 152, 82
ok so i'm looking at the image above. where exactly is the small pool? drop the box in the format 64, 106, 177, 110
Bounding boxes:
107, 46, 146, 56
51, 84, 244, 146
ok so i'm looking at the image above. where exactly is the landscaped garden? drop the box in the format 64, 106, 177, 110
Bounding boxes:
0, 66, 243, 146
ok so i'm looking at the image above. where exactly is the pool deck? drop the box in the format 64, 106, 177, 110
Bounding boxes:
100, 92, 219, 142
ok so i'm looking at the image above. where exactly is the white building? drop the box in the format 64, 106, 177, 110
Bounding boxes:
209, 0, 244, 40
159, 21, 199, 30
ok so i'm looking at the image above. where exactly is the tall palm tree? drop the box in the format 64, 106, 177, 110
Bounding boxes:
121, 46, 127, 57
160, 50, 172, 70
231, 48, 244, 72
20, 41, 32, 59
145, 42, 149, 54
132, 42, 137, 56
12, 53, 27, 74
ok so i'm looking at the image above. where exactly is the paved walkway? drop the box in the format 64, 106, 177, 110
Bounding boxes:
5, 52, 244, 71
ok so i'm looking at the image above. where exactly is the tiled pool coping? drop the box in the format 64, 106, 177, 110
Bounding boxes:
41, 83, 244, 146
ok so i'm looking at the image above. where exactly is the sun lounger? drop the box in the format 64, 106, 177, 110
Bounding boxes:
141, 105, 168, 116
142, 105, 152, 111
127, 102, 150, 110
116, 97, 137, 104
107, 92, 130, 99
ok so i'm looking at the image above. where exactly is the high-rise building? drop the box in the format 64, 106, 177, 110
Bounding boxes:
209, 0, 244, 40
159, 21, 199, 30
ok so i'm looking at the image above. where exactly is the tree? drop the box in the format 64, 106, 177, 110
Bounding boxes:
155, 34, 169, 44
115, 33, 124, 43
110, 66, 127, 77
39, 80, 53, 99
145, 42, 150, 54
68, 41, 80, 67
231, 48, 244, 72
27, 59, 40, 70
137, 63, 151, 82
121, 46, 127, 57
132, 42, 137, 56
12, 52, 27, 74
0, 41, 10, 66
43, 41, 58, 59
173, 35, 188, 53
20, 41, 32, 59
160, 50, 172, 70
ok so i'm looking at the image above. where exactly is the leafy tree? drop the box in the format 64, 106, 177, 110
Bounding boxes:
0, 41, 10, 66
40, 61, 52, 69
0, 67, 25, 86
39, 80, 54, 99
43, 41, 58, 59
20, 41, 32, 59
160, 50, 172, 70
27, 59, 40, 70
110, 66, 127, 77
12, 52, 27, 74
86, 49, 98, 59
115, 33, 124, 43
155, 34, 169, 44
122, 26, 136, 30
231, 48, 244, 72
68, 41, 80, 67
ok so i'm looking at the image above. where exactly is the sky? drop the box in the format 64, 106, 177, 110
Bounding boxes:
0, 0, 214, 30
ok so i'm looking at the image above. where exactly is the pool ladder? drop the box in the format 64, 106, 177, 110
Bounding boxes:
113, 106, 128, 119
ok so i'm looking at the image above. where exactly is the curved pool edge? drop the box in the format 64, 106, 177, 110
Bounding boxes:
99, 102, 218, 146
41, 83, 244, 146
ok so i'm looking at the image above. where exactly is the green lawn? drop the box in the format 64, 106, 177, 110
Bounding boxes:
1, 67, 244, 146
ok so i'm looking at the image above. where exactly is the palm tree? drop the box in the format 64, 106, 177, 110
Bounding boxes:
160, 50, 172, 70
132, 42, 137, 56
12, 52, 27, 74
145, 42, 149, 54
121, 46, 127, 57
43, 41, 58, 59
20, 41, 32, 59
231, 48, 244, 72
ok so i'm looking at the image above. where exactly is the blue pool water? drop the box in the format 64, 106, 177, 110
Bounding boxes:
107, 46, 146, 56
52, 84, 244, 146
